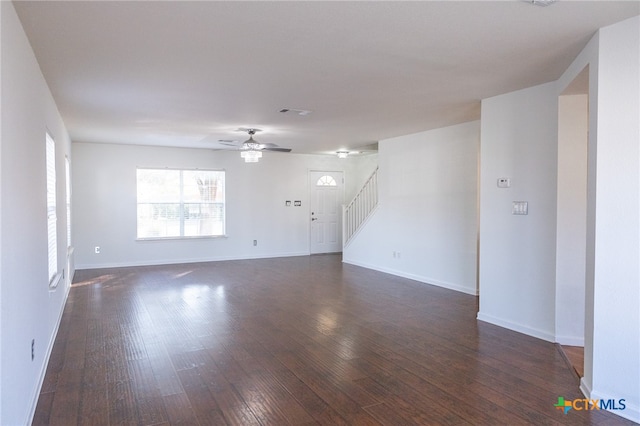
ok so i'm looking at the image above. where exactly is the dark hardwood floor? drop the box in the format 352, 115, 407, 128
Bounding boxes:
34, 254, 632, 425
560, 345, 585, 379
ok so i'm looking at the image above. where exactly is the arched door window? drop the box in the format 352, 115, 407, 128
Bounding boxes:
316, 175, 337, 186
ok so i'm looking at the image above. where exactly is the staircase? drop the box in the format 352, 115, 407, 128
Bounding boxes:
343, 167, 379, 247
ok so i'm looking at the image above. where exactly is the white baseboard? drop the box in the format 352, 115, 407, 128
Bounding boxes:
27, 281, 71, 425
580, 376, 592, 398
555, 334, 585, 346
476, 312, 555, 342
76, 251, 311, 270
589, 388, 640, 424
342, 258, 478, 296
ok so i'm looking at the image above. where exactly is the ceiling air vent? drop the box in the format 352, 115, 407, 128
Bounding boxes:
522, 0, 557, 6
279, 108, 312, 116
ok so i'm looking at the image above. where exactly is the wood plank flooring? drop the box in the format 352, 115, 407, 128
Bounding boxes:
33, 254, 632, 425
561, 345, 585, 378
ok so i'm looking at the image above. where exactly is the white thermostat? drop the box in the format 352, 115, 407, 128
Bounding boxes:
497, 178, 511, 188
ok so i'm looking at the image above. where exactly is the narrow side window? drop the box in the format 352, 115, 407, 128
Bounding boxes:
46, 133, 58, 287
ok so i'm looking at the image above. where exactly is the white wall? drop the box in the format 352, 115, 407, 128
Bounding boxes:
343, 151, 378, 201
477, 82, 558, 341
0, 4, 3, 422
72, 142, 376, 268
0, 2, 72, 424
555, 94, 588, 345
481, 16, 639, 422
590, 16, 639, 422
343, 121, 479, 295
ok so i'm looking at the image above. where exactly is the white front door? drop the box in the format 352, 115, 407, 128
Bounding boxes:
309, 171, 344, 254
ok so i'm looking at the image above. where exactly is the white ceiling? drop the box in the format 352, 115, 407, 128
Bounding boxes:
13, 1, 639, 155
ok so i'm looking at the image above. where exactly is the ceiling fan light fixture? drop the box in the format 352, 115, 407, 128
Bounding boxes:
336, 151, 349, 159
239, 129, 263, 162
243, 140, 261, 150
241, 150, 262, 163
231, 127, 291, 161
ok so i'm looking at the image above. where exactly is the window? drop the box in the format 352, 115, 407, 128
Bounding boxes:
137, 168, 225, 239
46, 132, 58, 286
316, 175, 337, 186
65, 156, 71, 249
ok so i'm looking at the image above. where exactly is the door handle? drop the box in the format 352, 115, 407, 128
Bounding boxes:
311, 218, 318, 221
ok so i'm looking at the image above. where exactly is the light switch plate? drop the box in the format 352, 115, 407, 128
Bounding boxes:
512, 201, 528, 215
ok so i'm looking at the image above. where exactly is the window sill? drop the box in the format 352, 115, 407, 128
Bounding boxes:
49, 272, 63, 291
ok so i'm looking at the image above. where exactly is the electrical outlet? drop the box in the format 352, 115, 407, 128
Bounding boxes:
95, 246, 101, 254
253, 240, 257, 246
31, 339, 35, 361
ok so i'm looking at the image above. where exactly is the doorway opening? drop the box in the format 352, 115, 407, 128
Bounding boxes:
556, 65, 589, 377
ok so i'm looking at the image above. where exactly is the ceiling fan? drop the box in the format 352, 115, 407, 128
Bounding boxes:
219, 128, 292, 163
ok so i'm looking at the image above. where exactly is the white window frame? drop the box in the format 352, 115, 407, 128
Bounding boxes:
46, 132, 59, 288
65, 156, 71, 249
136, 168, 226, 240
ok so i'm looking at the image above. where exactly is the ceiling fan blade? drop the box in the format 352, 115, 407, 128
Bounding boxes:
263, 147, 292, 152
218, 141, 246, 150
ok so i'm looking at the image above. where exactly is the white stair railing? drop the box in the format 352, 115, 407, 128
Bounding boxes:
343, 167, 379, 247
